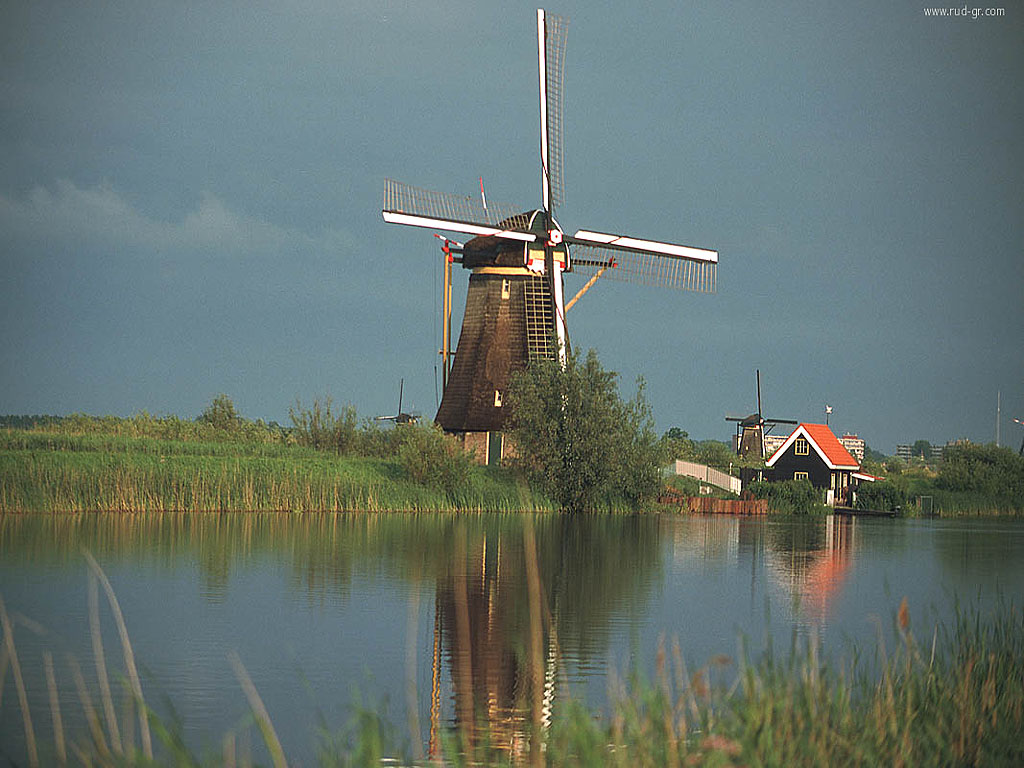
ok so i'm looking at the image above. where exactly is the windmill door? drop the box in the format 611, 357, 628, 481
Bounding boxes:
487, 431, 503, 466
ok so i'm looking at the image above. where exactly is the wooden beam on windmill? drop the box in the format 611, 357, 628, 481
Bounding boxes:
381, 10, 719, 439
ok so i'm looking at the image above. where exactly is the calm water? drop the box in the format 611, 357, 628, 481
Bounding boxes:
1, 512, 1023, 763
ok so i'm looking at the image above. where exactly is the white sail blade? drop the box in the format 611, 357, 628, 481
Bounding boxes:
382, 211, 537, 242
571, 229, 718, 262
537, 9, 550, 213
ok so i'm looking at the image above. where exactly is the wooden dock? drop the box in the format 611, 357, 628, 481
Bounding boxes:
659, 490, 769, 516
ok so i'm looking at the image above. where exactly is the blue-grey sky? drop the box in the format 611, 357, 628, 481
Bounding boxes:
1, 0, 1021, 453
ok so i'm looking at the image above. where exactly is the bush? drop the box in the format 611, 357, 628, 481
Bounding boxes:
747, 479, 826, 514
396, 423, 473, 495
855, 479, 908, 512
506, 347, 664, 513
353, 419, 402, 458
289, 397, 358, 453
937, 444, 1024, 500
199, 394, 241, 431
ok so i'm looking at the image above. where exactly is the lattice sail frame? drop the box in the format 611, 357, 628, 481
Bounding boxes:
384, 178, 533, 231
543, 12, 569, 211
570, 244, 717, 293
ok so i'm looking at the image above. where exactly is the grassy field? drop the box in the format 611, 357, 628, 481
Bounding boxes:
0, 429, 553, 513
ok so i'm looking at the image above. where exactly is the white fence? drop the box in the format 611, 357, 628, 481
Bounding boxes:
668, 460, 742, 495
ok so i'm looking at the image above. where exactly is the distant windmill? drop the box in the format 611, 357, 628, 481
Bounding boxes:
381, 10, 718, 460
376, 379, 419, 426
725, 370, 797, 461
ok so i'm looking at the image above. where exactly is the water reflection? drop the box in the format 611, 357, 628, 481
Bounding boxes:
2, 511, 1022, 765
0, 512, 664, 759
669, 514, 856, 631
764, 515, 855, 628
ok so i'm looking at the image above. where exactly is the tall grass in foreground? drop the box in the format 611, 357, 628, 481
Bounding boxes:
2, 557, 1022, 766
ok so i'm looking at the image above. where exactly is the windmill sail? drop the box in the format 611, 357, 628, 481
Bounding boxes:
569, 243, 717, 292
383, 178, 535, 241
538, 10, 569, 213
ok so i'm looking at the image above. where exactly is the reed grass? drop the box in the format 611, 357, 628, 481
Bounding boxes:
0, 429, 555, 513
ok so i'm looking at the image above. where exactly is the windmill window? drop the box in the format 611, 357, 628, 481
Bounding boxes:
795, 438, 809, 456
794, 471, 809, 481
494, 390, 503, 407
501, 279, 511, 299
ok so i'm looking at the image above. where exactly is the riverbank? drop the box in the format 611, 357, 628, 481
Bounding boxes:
0, 428, 553, 513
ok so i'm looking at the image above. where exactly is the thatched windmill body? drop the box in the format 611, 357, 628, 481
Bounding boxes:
382, 10, 718, 462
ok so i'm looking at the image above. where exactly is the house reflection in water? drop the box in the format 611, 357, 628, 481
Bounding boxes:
764, 514, 856, 627
671, 514, 857, 629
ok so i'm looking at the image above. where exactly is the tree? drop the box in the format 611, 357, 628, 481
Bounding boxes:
662, 427, 696, 462
199, 394, 240, 431
506, 347, 663, 513
911, 439, 933, 460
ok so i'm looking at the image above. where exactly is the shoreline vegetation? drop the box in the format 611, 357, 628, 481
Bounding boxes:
2, 389, 1023, 515
1, 556, 1021, 766
0, 425, 554, 514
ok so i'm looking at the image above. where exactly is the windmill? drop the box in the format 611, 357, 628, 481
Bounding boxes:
382, 10, 718, 460
376, 379, 419, 425
725, 370, 797, 461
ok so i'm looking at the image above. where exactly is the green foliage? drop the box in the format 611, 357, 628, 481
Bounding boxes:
395, 423, 473, 495
695, 439, 739, 469
938, 443, 1024, 501
661, 427, 696, 462
0, 429, 550, 512
855, 478, 909, 512
289, 397, 359, 453
747, 478, 827, 514
0, 409, 287, 445
199, 393, 240, 431
911, 439, 933, 459
884, 457, 905, 475
506, 347, 664, 513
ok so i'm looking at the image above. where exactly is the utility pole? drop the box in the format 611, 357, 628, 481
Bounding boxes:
996, 390, 1001, 447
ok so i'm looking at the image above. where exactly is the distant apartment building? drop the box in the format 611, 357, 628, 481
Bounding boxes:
896, 441, 959, 463
763, 433, 787, 459
839, 433, 865, 463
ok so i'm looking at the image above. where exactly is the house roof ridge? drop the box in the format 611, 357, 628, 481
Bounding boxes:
765, 422, 860, 470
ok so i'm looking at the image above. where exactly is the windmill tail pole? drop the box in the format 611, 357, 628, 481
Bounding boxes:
565, 260, 614, 312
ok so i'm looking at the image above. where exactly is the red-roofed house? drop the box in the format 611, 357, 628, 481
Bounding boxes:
765, 423, 861, 506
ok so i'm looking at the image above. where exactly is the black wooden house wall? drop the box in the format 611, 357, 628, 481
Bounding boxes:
769, 443, 833, 489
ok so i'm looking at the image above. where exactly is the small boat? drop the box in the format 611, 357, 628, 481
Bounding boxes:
834, 506, 898, 518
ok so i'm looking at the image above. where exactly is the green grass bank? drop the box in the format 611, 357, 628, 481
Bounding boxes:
0, 429, 553, 513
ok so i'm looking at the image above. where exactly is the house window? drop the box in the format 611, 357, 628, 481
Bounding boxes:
494, 390, 503, 407
501, 279, 511, 299
795, 438, 809, 456
794, 471, 809, 481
